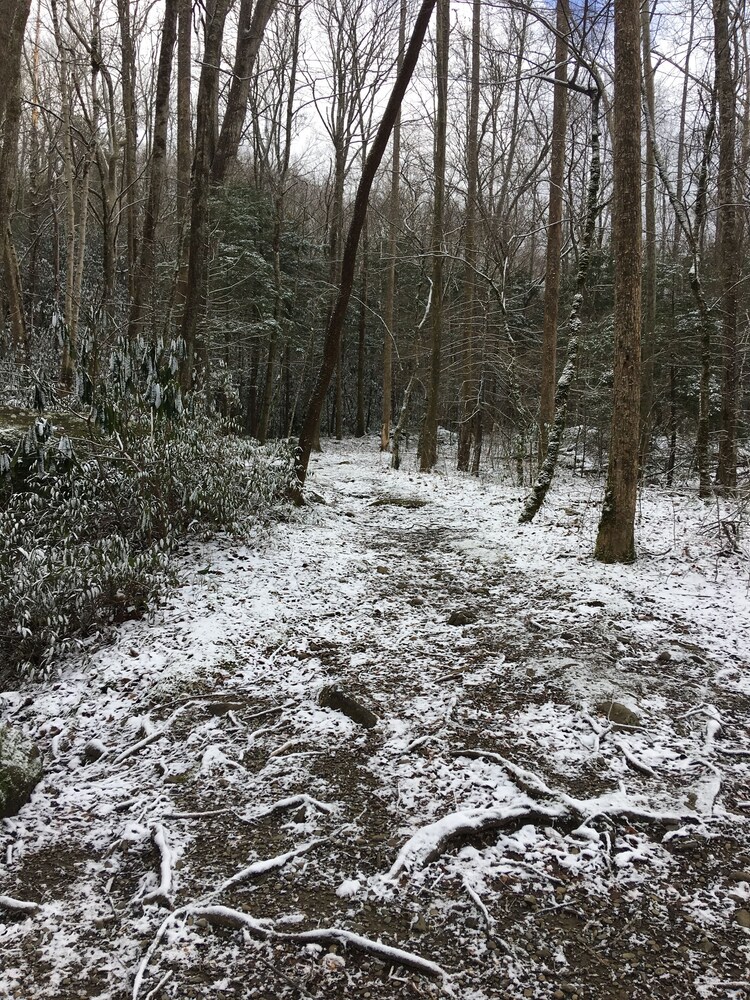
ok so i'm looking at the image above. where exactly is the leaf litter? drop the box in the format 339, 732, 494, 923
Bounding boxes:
1, 438, 749, 999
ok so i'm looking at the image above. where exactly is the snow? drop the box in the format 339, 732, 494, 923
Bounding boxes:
2, 437, 750, 998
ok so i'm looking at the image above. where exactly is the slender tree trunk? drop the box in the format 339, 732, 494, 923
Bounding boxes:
713, 0, 738, 491
419, 0, 449, 472
356, 213, 368, 437
211, 0, 277, 184
457, 0, 482, 471
116, 0, 138, 307
538, 0, 569, 462
595, 0, 642, 563
381, 0, 407, 450
129, 0, 178, 342
180, 0, 232, 390
520, 89, 600, 524
293, 0, 438, 498
258, 0, 300, 443
639, 1, 656, 476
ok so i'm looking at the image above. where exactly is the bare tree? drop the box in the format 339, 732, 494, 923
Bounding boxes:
419, 0, 449, 472
595, 0, 642, 563
538, 0, 569, 462
293, 0, 438, 498
713, 0, 739, 491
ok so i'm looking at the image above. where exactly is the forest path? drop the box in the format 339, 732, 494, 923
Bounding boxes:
1, 438, 749, 1000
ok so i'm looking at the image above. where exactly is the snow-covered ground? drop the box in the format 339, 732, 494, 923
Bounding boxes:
2, 437, 749, 1000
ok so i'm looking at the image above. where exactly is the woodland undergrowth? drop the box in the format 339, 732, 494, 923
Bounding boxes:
0, 409, 294, 682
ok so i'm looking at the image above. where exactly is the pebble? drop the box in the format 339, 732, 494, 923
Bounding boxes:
735, 909, 750, 928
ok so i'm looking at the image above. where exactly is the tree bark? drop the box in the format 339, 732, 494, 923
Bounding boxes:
457, 0, 482, 471
293, 0, 438, 498
419, 0, 449, 472
116, 0, 138, 307
381, 0, 407, 450
713, 0, 738, 491
179, 0, 232, 390
520, 89, 600, 524
538, 0, 569, 462
594, 0, 642, 563
211, 0, 277, 184
639, 2, 656, 476
129, 0, 178, 342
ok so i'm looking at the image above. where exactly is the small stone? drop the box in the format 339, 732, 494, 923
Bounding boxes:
656, 650, 672, 663
523, 989, 533, 997
728, 870, 750, 883
83, 739, 107, 763
376, 566, 388, 574
447, 609, 478, 627
413, 914, 428, 933
554, 886, 567, 900
735, 909, 750, 928
595, 701, 641, 730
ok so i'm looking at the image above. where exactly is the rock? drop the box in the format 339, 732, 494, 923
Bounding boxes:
447, 609, 478, 627
83, 739, 107, 763
728, 870, 750, 884
595, 701, 641, 730
413, 913, 428, 933
656, 650, 672, 663
0, 726, 43, 818
735, 909, 750, 928
319, 686, 378, 729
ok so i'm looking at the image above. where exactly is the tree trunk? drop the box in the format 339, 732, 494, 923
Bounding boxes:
594, 0, 642, 563
179, 0, 232, 390
356, 213, 368, 437
713, 0, 738, 491
538, 0, 568, 462
211, 0, 277, 184
457, 0, 481, 471
116, 0, 138, 307
129, 0, 178, 342
639, 2, 656, 476
381, 0, 406, 450
419, 0, 449, 472
520, 89, 600, 524
293, 0, 438, 498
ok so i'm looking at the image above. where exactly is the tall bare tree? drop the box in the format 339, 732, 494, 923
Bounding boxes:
538, 0, 569, 462
713, 0, 739, 491
293, 0, 438, 497
419, 0, 449, 472
595, 0, 642, 563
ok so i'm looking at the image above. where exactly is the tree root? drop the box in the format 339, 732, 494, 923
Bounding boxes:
132, 903, 447, 1000
0, 894, 40, 915
388, 803, 567, 877
141, 825, 173, 908
189, 905, 447, 980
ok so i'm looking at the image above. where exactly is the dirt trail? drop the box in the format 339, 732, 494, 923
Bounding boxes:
1, 440, 749, 999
